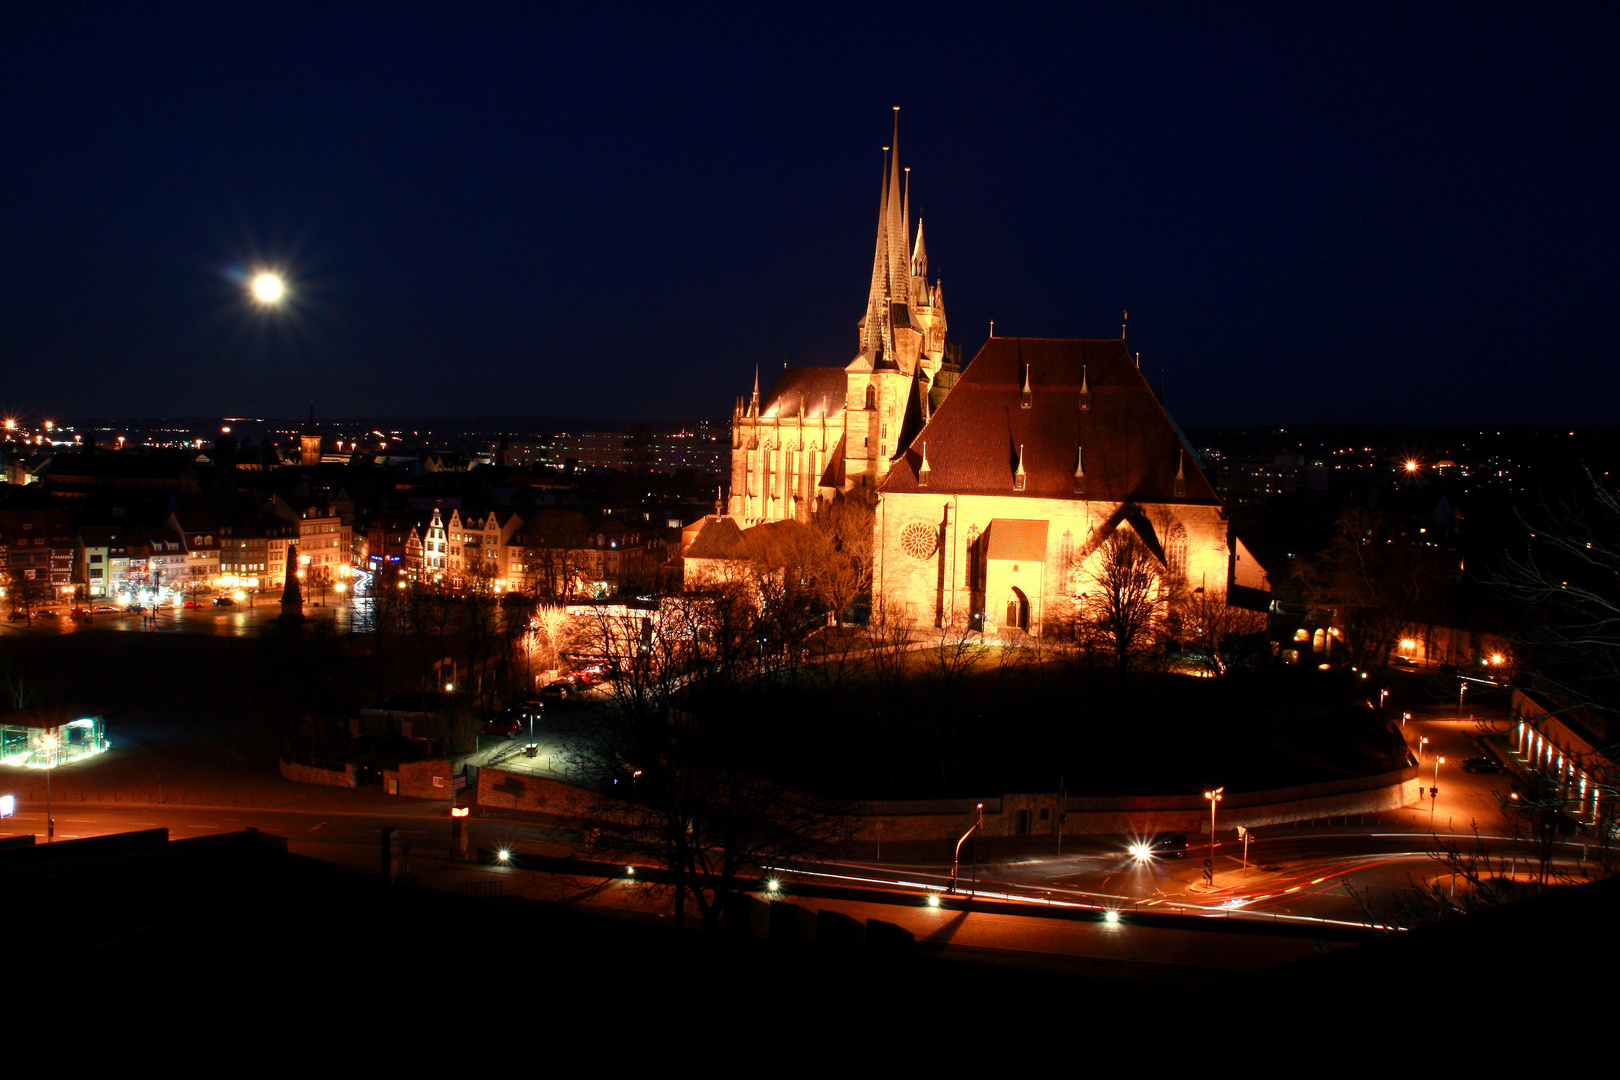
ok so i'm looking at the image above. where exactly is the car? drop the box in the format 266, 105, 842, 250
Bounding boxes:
183, 599, 202, 609
483, 710, 523, 738
538, 680, 573, 699
1129, 833, 1188, 860
213, 596, 236, 607
35, 609, 59, 618
92, 605, 118, 613
7, 611, 26, 621
69, 607, 91, 618
1462, 756, 1505, 773
1390, 655, 1417, 667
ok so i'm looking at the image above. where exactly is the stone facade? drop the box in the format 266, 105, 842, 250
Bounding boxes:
875, 492, 1230, 635
874, 336, 1243, 635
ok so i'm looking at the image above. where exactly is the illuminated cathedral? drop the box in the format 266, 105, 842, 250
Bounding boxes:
728, 109, 955, 524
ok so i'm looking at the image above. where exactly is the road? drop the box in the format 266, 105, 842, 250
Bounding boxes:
1, 688, 1593, 969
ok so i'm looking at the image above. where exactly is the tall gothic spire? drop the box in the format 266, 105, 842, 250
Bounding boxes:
886, 108, 910, 309
862, 107, 913, 356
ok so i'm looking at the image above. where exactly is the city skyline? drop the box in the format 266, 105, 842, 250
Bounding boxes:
4, 3, 1615, 428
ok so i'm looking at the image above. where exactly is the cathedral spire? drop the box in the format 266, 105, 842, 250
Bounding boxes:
912, 218, 927, 279
886, 108, 910, 309
861, 108, 913, 357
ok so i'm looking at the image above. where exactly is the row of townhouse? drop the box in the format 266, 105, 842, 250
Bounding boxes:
0, 508, 76, 604
210, 496, 351, 596
362, 504, 669, 599
0, 495, 353, 605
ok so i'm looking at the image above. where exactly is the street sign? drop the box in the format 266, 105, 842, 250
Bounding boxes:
0, 794, 12, 818
1431, 787, 1439, 798
1202, 866, 1213, 883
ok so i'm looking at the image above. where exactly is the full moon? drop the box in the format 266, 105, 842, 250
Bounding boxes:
250, 272, 286, 305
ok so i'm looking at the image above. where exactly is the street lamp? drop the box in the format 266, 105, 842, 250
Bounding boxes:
1431, 756, 1444, 823
39, 731, 59, 843
950, 803, 985, 894
1417, 735, 1428, 767
1204, 786, 1224, 884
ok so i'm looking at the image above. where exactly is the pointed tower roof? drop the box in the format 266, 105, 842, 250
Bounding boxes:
860, 108, 913, 357
912, 218, 928, 278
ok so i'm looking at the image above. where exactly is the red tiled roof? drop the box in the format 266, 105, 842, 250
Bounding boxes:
984, 519, 1049, 562
881, 338, 1217, 503
683, 516, 745, 560
759, 367, 848, 420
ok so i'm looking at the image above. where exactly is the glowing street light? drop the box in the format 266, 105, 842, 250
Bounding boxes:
39, 731, 59, 843
1204, 786, 1224, 883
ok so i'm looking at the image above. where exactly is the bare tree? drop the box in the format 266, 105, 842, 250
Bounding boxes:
864, 592, 917, 688
1178, 587, 1271, 677
570, 589, 858, 930
1482, 469, 1620, 865
517, 510, 595, 604
1289, 509, 1450, 669
811, 489, 874, 626
5, 568, 53, 625
1073, 530, 1169, 673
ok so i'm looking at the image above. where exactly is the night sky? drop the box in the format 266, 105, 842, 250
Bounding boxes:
4, 3, 1615, 428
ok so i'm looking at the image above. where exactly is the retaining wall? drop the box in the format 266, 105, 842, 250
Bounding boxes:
278, 758, 356, 789
476, 767, 596, 818
381, 759, 455, 799
858, 764, 1421, 842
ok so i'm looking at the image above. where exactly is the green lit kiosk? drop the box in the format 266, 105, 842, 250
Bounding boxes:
0, 705, 108, 769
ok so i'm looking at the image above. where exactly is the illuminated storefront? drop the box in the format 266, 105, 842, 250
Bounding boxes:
0, 707, 108, 769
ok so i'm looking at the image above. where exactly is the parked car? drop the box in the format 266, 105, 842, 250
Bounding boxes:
213, 596, 236, 607
69, 607, 91, 618
1390, 655, 1417, 667
182, 599, 202, 609
1129, 833, 1188, 859
35, 609, 59, 618
7, 611, 26, 621
483, 710, 523, 738
1462, 755, 1505, 773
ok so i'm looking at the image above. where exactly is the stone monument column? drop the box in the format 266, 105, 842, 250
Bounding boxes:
280, 543, 305, 622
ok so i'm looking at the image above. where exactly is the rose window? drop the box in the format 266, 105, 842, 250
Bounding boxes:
901, 521, 938, 560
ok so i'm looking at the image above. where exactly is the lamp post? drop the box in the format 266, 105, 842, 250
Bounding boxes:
1458, 681, 1466, 718
1204, 786, 1224, 884
950, 803, 985, 894
40, 730, 58, 843
1431, 756, 1444, 823
1417, 735, 1428, 767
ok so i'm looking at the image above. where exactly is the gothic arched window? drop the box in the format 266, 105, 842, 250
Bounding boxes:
865, 385, 876, 410
1167, 523, 1189, 582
